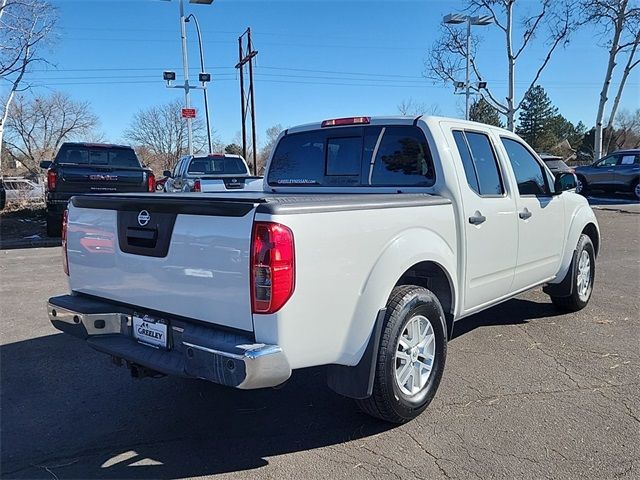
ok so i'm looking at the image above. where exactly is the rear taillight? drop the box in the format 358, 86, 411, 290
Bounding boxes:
47, 170, 57, 191
251, 222, 295, 314
62, 209, 69, 276
147, 172, 155, 192
193, 179, 201, 192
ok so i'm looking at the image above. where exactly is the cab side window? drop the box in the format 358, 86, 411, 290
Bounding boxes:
595, 155, 618, 168
501, 138, 549, 196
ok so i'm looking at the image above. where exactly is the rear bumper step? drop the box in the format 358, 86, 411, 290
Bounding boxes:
47, 295, 291, 389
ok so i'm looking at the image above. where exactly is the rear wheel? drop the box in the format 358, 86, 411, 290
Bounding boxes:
633, 180, 640, 201
46, 212, 62, 237
356, 285, 447, 424
550, 234, 595, 312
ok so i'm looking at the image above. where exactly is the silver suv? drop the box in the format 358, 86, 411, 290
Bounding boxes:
163, 154, 261, 193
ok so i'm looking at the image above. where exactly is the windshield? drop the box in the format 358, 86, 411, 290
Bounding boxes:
187, 156, 248, 175
56, 146, 141, 168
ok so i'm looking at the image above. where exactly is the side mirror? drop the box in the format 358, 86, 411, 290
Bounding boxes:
39, 160, 52, 169
163, 170, 172, 178
554, 172, 577, 193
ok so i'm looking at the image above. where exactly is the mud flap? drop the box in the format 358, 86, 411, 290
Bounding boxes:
326, 309, 386, 400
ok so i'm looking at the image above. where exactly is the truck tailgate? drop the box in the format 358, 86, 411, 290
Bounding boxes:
57, 165, 147, 193
66, 195, 258, 332
200, 176, 263, 192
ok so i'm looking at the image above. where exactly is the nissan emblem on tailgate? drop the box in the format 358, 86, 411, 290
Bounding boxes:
138, 210, 150, 227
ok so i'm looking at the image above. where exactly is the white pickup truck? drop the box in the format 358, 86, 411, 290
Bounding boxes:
47, 116, 600, 423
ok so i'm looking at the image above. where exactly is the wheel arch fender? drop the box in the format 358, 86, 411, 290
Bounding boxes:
340, 227, 456, 366
552, 203, 600, 284
327, 227, 456, 399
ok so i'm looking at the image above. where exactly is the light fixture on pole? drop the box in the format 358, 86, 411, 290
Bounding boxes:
160, 0, 215, 155
443, 13, 493, 120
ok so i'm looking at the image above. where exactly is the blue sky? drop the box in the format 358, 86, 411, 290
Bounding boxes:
27, 0, 640, 147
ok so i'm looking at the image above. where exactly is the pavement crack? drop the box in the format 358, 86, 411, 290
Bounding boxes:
519, 325, 584, 389
404, 430, 451, 479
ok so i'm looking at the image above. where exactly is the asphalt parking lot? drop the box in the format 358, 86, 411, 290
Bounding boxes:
1, 208, 638, 480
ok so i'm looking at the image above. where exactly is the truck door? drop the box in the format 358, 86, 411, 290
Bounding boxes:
448, 129, 518, 311
499, 137, 565, 291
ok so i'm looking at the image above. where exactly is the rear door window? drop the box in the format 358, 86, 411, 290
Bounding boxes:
452, 130, 503, 196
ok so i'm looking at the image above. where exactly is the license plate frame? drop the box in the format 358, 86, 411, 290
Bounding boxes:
132, 314, 170, 350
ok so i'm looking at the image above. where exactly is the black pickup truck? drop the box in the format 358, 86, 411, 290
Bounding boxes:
40, 143, 155, 236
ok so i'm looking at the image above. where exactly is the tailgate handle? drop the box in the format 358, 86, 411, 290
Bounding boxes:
126, 227, 157, 248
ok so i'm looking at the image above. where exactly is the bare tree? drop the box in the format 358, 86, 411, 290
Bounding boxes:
426, 0, 574, 131
124, 99, 214, 174
0, 0, 57, 171
583, 0, 640, 159
3, 92, 99, 174
256, 124, 283, 175
397, 98, 441, 116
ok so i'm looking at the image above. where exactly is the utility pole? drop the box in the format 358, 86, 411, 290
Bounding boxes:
236, 27, 258, 175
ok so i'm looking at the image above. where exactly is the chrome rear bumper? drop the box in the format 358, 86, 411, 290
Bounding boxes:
47, 295, 291, 389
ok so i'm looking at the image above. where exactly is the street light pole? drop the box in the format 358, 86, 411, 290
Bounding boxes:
443, 13, 493, 121
178, 0, 193, 155
186, 14, 212, 153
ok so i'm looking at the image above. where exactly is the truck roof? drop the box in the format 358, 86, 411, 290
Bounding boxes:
285, 115, 515, 136
60, 142, 134, 150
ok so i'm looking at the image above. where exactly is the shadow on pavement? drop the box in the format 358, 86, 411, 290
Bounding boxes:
451, 298, 563, 340
1, 296, 556, 479
586, 192, 639, 206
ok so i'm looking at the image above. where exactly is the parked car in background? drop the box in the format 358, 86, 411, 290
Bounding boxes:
154, 176, 169, 192
40, 143, 155, 237
1, 177, 45, 203
0, 179, 6, 211
163, 153, 262, 193
575, 149, 640, 200
47, 115, 599, 424
539, 154, 574, 176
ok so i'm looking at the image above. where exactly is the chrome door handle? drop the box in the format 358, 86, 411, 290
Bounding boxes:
519, 208, 532, 220
469, 211, 486, 225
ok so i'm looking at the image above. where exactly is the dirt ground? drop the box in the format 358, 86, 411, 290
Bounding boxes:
0, 203, 60, 249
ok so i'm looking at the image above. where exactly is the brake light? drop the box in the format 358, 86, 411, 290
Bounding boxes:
147, 172, 155, 192
321, 116, 371, 128
62, 209, 69, 276
193, 179, 201, 192
47, 170, 57, 191
251, 222, 295, 314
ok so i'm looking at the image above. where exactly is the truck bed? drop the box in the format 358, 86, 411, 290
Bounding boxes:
71, 191, 452, 215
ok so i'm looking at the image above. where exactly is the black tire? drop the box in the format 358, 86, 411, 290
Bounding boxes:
356, 285, 447, 424
550, 234, 595, 312
46, 212, 62, 237
632, 179, 640, 201
576, 176, 589, 196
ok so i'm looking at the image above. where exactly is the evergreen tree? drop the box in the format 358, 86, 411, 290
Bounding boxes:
469, 98, 504, 128
516, 86, 558, 151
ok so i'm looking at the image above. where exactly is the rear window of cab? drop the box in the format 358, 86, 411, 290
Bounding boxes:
267, 125, 435, 187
